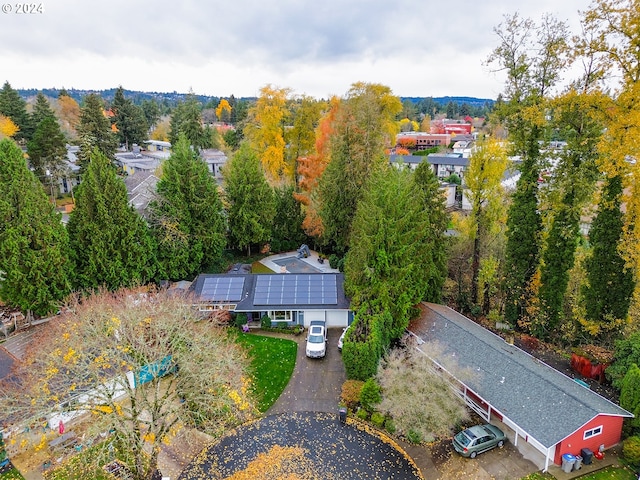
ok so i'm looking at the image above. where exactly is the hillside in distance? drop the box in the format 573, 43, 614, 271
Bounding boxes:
17, 88, 494, 109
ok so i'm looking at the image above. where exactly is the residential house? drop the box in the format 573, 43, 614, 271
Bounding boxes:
200, 149, 228, 181
190, 273, 352, 327
408, 303, 632, 471
123, 171, 159, 217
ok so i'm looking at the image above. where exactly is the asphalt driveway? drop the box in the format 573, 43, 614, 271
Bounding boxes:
267, 327, 346, 415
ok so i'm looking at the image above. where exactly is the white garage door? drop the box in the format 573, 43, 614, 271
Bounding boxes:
303, 310, 325, 327
326, 310, 348, 327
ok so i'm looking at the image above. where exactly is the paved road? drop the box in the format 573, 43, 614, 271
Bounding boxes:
268, 328, 346, 415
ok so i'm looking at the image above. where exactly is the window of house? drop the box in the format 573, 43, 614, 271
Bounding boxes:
269, 311, 291, 322
583, 425, 602, 440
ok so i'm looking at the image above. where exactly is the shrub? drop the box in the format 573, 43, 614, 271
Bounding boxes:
356, 408, 369, 421
384, 418, 396, 434
371, 412, 385, 428
275, 321, 287, 330
340, 380, 364, 410
328, 254, 345, 272
407, 430, 423, 444
360, 378, 382, 411
260, 315, 271, 328
623, 436, 640, 466
342, 314, 383, 380
234, 313, 248, 329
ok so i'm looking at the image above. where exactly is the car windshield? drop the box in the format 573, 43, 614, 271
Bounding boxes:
308, 334, 324, 343
454, 430, 474, 447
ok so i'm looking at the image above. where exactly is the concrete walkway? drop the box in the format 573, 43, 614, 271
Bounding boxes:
260, 250, 340, 274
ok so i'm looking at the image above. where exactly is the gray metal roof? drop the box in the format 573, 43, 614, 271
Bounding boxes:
411, 303, 632, 448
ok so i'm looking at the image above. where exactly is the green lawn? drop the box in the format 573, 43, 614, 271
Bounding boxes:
235, 332, 297, 412
0, 467, 24, 479
574, 466, 637, 479
520, 466, 637, 480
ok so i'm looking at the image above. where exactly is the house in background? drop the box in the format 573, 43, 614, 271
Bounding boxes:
190, 273, 352, 327
408, 303, 632, 471
123, 171, 159, 217
200, 149, 228, 181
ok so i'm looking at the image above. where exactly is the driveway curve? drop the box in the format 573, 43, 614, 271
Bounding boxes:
177, 412, 423, 480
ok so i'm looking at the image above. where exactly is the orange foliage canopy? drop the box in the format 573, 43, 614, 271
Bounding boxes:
295, 96, 341, 238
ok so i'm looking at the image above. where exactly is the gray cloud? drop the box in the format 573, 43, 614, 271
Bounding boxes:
0, 0, 586, 96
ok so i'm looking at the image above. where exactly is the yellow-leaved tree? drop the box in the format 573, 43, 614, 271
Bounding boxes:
215, 98, 232, 123
243, 85, 291, 185
0, 288, 256, 480
0, 114, 18, 139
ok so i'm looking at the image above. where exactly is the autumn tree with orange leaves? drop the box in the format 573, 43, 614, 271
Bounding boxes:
295, 96, 340, 239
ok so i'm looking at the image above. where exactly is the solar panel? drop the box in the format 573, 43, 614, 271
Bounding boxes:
253, 275, 338, 305
201, 276, 245, 302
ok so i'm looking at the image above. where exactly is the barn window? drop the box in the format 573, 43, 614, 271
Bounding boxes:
583, 425, 602, 440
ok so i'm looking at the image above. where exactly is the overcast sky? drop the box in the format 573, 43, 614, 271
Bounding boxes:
0, 0, 587, 100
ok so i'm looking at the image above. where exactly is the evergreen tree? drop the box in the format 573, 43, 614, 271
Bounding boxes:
620, 363, 640, 433
223, 144, 275, 256
318, 83, 402, 254
76, 93, 117, 172
27, 116, 67, 184
487, 13, 570, 328
31, 92, 56, 127
141, 99, 161, 129
345, 165, 447, 342
582, 175, 634, 333
413, 161, 449, 303
111, 86, 148, 150
0, 81, 32, 140
67, 148, 156, 290
150, 135, 226, 280
169, 95, 209, 150
271, 185, 306, 252
0, 139, 73, 316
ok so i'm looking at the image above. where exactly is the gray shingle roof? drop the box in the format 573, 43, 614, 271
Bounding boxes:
411, 303, 632, 448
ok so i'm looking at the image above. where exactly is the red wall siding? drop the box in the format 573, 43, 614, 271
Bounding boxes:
553, 415, 625, 465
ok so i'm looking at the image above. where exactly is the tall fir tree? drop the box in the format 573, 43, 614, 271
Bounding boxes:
223, 143, 275, 256
487, 13, 570, 327
271, 185, 306, 253
111, 86, 148, 150
537, 91, 603, 339
582, 175, 634, 334
31, 92, 56, 127
412, 161, 449, 303
0, 81, 32, 141
67, 148, 156, 290
0, 139, 73, 316
150, 135, 226, 280
169, 95, 209, 150
27, 116, 67, 185
345, 165, 447, 342
76, 93, 118, 172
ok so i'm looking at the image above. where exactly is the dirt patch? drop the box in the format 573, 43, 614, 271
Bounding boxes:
428, 439, 453, 468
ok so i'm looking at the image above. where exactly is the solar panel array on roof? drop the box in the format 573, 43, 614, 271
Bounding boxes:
201, 276, 245, 302
253, 275, 337, 305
